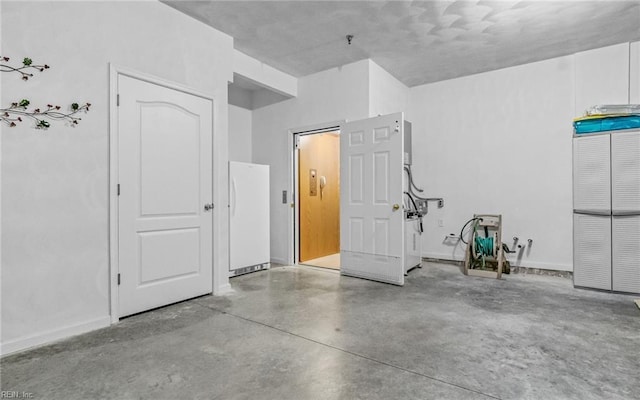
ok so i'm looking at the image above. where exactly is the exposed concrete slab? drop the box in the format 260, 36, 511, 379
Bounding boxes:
2, 262, 638, 399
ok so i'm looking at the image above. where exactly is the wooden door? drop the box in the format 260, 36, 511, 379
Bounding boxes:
118, 74, 213, 317
298, 132, 340, 262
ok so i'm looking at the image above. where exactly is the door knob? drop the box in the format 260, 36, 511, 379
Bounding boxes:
204, 203, 214, 211
392, 204, 400, 211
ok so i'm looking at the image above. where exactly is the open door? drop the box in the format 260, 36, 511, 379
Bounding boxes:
340, 113, 405, 285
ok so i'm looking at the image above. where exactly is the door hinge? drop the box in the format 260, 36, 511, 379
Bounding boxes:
117, 184, 120, 196
295, 136, 299, 148
117, 273, 121, 285
117, 94, 120, 107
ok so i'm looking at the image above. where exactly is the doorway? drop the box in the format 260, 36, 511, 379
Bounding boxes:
110, 67, 214, 319
296, 130, 341, 269
289, 113, 407, 284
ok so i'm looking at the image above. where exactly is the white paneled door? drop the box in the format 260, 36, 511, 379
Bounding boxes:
340, 113, 405, 285
118, 74, 213, 317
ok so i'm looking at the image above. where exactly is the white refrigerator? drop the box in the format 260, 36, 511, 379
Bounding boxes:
229, 161, 270, 276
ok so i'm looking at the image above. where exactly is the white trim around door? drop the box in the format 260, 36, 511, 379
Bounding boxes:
108, 64, 216, 322
288, 120, 343, 266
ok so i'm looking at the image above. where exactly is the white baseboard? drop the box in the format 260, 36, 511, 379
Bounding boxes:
422, 252, 465, 263
422, 252, 573, 272
213, 283, 233, 296
518, 260, 573, 272
0, 316, 111, 357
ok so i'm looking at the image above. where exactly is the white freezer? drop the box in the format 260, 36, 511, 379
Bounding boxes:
229, 161, 270, 276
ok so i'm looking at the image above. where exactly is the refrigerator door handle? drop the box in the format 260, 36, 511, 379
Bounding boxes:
612, 210, 640, 216
231, 178, 237, 217
573, 209, 612, 216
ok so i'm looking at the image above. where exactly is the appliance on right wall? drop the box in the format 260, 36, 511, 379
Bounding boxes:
573, 128, 640, 294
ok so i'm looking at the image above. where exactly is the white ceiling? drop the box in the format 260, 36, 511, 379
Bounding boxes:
164, 1, 640, 87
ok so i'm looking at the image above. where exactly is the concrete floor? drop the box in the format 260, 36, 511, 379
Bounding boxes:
1, 262, 639, 400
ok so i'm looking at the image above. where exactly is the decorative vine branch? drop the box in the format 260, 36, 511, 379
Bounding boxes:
0, 56, 49, 80
1, 56, 90, 130
2, 100, 91, 128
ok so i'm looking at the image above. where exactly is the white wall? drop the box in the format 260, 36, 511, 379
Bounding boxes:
233, 50, 297, 98
228, 84, 253, 110
368, 60, 409, 117
630, 42, 640, 103
574, 43, 630, 116
253, 45, 636, 271
251, 59, 412, 264
408, 43, 636, 271
228, 105, 253, 163
1, 1, 233, 354
252, 60, 371, 263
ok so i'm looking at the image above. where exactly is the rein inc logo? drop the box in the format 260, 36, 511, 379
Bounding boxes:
1, 392, 34, 399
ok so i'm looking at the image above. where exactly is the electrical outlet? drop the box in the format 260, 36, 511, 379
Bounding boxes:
438, 219, 444, 227
415, 199, 428, 216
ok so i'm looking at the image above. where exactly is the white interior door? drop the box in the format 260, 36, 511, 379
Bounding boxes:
340, 113, 405, 285
118, 74, 213, 317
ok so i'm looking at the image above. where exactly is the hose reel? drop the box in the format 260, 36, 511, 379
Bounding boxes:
462, 214, 509, 279
472, 232, 498, 259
